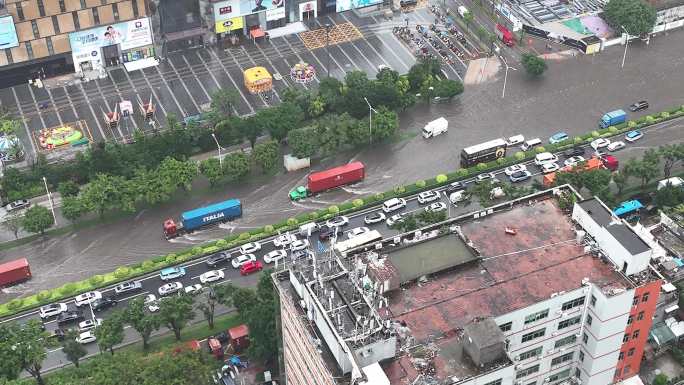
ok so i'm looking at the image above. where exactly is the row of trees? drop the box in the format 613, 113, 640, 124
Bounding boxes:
0, 273, 278, 385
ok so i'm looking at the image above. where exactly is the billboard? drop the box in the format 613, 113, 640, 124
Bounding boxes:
0, 15, 18, 49
213, 0, 284, 20
336, 0, 382, 13
69, 18, 152, 57
215, 17, 244, 33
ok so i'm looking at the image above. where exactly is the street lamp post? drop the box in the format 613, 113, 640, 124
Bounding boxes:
620, 26, 630, 69
325, 24, 332, 78
499, 55, 517, 98
42, 176, 57, 226
363, 97, 377, 144
211, 133, 223, 166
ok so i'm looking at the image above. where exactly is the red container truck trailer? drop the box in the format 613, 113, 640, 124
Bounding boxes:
0, 258, 31, 287
289, 162, 365, 200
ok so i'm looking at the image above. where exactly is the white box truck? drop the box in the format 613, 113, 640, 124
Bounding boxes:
422, 117, 448, 138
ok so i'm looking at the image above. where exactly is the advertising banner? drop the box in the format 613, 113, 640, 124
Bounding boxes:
215, 17, 244, 33
266, 7, 286, 21
336, 0, 382, 13
69, 18, 152, 57
299, 1, 318, 18
0, 15, 19, 49
214, 0, 285, 20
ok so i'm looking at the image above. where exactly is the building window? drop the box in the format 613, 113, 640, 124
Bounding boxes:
637, 311, 645, 321
59, 0, 66, 12
80, 0, 86, 8
92, 7, 100, 24
484, 379, 502, 385
527, 382, 537, 385
586, 315, 592, 326
112, 3, 119, 21
628, 348, 635, 357
575, 369, 581, 379
562, 297, 585, 311
16, 2, 24, 21
547, 369, 571, 383
72, 12, 80, 30
46, 36, 54, 55
525, 309, 549, 325
558, 316, 581, 330
37, 0, 45, 17
516, 364, 540, 379
590, 295, 597, 307
633, 297, 639, 306
623, 334, 629, 343
632, 330, 640, 339
627, 315, 633, 325
623, 365, 631, 376
522, 328, 545, 343
619, 352, 624, 360
579, 351, 584, 362
642, 293, 650, 302
582, 333, 588, 344
6, 48, 12, 64
551, 352, 574, 366
499, 322, 512, 332
132, 0, 139, 17
25, 41, 33, 60
52, 16, 60, 34
554, 335, 577, 348
519, 347, 543, 361
31, 20, 39, 38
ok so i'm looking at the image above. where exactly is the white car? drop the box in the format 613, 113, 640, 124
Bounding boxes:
564, 156, 586, 167
382, 198, 406, 213
506, 134, 525, 146
39, 303, 68, 319
607, 141, 626, 151
232, 254, 257, 269
534, 152, 558, 166
239, 242, 262, 254
78, 318, 103, 332
263, 249, 287, 264
273, 233, 297, 248
590, 138, 611, 150
417, 191, 439, 204
504, 164, 527, 176
475, 173, 496, 183
184, 284, 203, 295
541, 162, 560, 174
347, 227, 370, 239
364, 212, 386, 225
449, 191, 470, 204
386, 214, 405, 227
425, 202, 447, 213
199, 270, 225, 284
76, 331, 97, 344
158, 282, 183, 296
144, 294, 159, 312
625, 130, 643, 142
326, 216, 349, 228
290, 239, 309, 251
74, 291, 103, 307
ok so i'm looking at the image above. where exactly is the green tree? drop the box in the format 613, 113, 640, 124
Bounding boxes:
612, 171, 629, 196
434, 79, 464, 99
21, 205, 54, 236
317, 77, 344, 113
660, 144, 684, 178
376, 67, 400, 85
287, 127, 316, 159
252, 140, 280, 172
95, 312, 125, 355
624, 157, 660, 190
653, 373, 669, 385
57, 180, 80, 197
156, 157, 197, 192
123, 297, 161, 351
80, 173, 130, 218
370, 107, 399, 141
603, 0, 657, 36
521, 53, 547, 77
1, 212, 22, 239
367, 81, 402, 110
222, 152, 251, 181
416, 209, 447, 225
242, 273, 279, 363
391, 214, 419, 232
0, 320, 49, 384
238, 116, 262, 148
581, 169, 613, 197
61, 329, 87, 368
158, 294, 195, 341
463, 11, 474, 31
654, 186, 684, 208
199, 158, 224, 186
315, 113, 357, 155
139, 349, 215, 385
231, 287, 259, 315
210, 88, 239, 117
197, 284, 234, 329
256, 102, 304, 142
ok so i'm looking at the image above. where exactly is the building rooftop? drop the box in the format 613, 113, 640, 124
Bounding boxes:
578, 199, 651, 255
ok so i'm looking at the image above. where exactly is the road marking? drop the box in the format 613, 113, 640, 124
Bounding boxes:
311, 19, 365, 74
222, 46, 270, 107
93, 79, 125, 142
44, 87, 64, 126
77, 83, 108, 142
299, 30, 348, 78
11, 87, 38, 157
324, 16, 385, 74
205, 48, 256, 115
132, 69, 169, 118
339, 13, 410, 73
165, 57, 202, 113
26, 86, 48, 130
153, 65, 187, 117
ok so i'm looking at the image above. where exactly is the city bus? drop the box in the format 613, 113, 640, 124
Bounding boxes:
460, 139, 508, 167
333, 230, 383, 254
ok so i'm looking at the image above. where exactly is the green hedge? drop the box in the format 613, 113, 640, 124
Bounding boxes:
1, 104, 683, 319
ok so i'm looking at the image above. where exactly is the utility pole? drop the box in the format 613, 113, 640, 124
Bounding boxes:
363, 97, 377, 145
325, 24, 332, 78
620, 25, 630, 69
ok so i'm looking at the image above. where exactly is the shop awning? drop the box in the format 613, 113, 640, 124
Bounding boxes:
250, 28, 266, 41
124, 57, 160, 72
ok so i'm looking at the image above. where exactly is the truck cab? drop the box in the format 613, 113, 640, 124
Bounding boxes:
163, 219, 180, 239
289, 186, 309, 201
495, 24, 515, 47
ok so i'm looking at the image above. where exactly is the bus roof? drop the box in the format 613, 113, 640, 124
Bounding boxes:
334, 230, 383, 253
462, 138, 507, 155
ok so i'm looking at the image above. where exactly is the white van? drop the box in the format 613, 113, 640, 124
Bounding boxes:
506, 135, 525, 146
422, 117, 448, 138
521, 138, 542, 151
298, 222, 319, 237
457, 5, 469, 17
382, 198, 407, 213
534, 152, 559, 166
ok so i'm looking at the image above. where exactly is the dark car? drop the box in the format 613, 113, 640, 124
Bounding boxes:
57, 310, 85, 325
400, 0, 418, 6
92, 297, 118, 312
629, 100, 649, 112
318, 225, 341, 241
206, 252, 231, 267
445, 181, 466, 195
563, 146, 585, 158
49, 328, 70, 341
114, 280, 142, 296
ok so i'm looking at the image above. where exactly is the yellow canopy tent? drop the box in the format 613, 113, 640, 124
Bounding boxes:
243, 66, 273, 94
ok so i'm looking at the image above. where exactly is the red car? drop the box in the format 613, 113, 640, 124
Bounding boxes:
240, 260, 263, 275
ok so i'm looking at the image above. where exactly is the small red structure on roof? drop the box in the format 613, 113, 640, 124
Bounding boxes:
228, 324, 250, 353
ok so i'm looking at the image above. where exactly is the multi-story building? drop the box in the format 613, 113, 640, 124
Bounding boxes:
0, 0, 152, 85
273, 188, 664, 385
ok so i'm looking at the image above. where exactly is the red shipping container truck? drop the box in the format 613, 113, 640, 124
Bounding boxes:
289, 161, 365, 200
0, 258, 31, 287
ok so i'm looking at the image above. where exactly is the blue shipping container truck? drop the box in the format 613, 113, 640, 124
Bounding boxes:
599, 110, 627, 128
163, 199, 242, 238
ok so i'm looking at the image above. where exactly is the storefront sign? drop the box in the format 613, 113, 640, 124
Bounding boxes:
213, 0, 285, 20
0, 16, 19, 49
215, 17, 244, 33
336, 0, 382, 13
299, 1, 318, 17
266, 7, 286, 21
69, 18, 153, 57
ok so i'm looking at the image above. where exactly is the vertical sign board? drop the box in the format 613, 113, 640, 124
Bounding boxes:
0, 15, 18, 49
